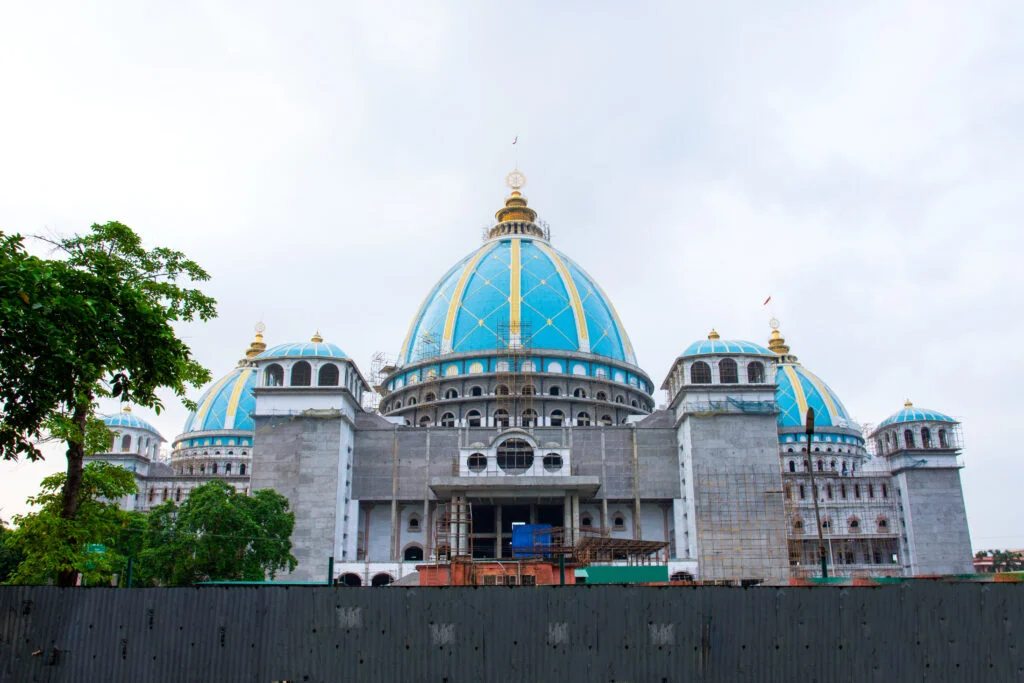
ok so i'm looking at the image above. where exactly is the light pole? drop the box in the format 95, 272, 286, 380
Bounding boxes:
804, 407, 828, 579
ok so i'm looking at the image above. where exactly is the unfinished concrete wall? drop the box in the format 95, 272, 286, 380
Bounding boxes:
895, 468, 974, 575
680, 413, 789, 581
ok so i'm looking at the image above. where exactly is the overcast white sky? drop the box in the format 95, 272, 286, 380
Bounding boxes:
1, 1, 1021, 551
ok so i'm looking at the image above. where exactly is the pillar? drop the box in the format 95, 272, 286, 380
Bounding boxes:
495, 504, 503, 559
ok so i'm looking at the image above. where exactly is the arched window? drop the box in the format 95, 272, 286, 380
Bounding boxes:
939, 429, 949, 448
496, 439, 533, 473
595, 368, 607, 379
121, 434, 131, 452
612, 513, 626, 531
547, 361, 563, 373
821, 518, 832, 532
264, 364, 284, 387
212, 463, 218, 474
444, 388, 459, 400
719, 358, 738, 384
225, 463, 232, 474
596, 391, 607, 401
441, 413, 455, 427
848, 517, 860, 532
445, 365, 459, 377
817, 459, 823, 471
577, 412, 591, 426
671, 571, 695, 582
469, 362, 484, 374
543, 453, 563, 472
496, 385, 510, 396
239, 463, 246, 475
581, 514, 593, 528
690, 361, 712, 384
904, 429, 915, 448
200, 464, 206, 474
600, 415, 613, 426
572, 364, 587, 376
550, 410, 564, 427
318, 363, 339, 386
467, 453, 487, 471
424, 392, 436, 402
407, 516, 421, 532
188, 466, 194, 475
407, 397, 416, 406
788, 460, 796, 473
573, 388, 587, 398
521, 384, 536, 396
494, 409, 510, 428
521, 360, 535, 372
522, 409, 538, 427
371, 573, 394, 587
291, 361, 312, 386
747, 361, 765, 384
340, 573, 362, 587
470, 386, 483, 397
631, 400, 639, 408
793, 519, 804, 533
877, 517, 889, 532
393, 400, 402, 409
496, 361, 510, 372
466, 410, 482, 427
615, 396, 625, 404
419, 416, 431, 427
549, 386, 561, 396
830, 460, 837, 470
175, 488, 182, 502
921, 427, 932, 448
403, 546, 424, 562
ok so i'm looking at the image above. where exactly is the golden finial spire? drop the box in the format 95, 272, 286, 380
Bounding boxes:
904, 399, 913, 408
767, 318, 793, 358
708, 329, 721, 340
311, 330, 323, 343
122, 405, 132, 413
489, 169, 544, 238
245, 322, 267, 359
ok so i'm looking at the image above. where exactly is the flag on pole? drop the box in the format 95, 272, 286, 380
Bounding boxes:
513, 136, 518, 145
763, 296, 772, 306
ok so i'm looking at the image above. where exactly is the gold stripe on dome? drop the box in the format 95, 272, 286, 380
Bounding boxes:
510, 238, 521, 331
192, 372, 237, 428
782, 365, 809, 422
592, 278, 635, 362
535, 242, 589, 353
442, 244, 493, 354
223, 370, 252, 430
804, 368, 839, 419
400, 285, 436, 360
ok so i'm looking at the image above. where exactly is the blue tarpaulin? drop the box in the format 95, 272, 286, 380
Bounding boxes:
511, 524, 552, 557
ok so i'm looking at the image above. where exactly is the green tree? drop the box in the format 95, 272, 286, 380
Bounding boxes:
0, 223, 216, 586
7, 462, 137, 585
0, 519, 26, 583
139, 480, 296, 586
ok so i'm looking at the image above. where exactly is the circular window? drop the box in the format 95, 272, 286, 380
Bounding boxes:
467, 453, 487, 472
543, 453, 563, 472
496, 439, 534, 473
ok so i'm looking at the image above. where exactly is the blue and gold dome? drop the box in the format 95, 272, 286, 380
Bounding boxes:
775, 363, 853, 430
104, 408, 164, 439
877, 401, 956, 428
180, 365, 257, 434
258, 333, 347, 359
400, 177, 636, 367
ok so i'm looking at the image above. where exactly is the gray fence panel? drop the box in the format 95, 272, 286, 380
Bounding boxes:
2, 583, 1023, 682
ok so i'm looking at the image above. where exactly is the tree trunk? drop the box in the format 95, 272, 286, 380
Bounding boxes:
57, 399, 89, 587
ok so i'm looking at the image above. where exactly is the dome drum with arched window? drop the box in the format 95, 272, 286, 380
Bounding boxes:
253, 333, 370, 408
102, 407, 166, 460
870, 401, 962, 455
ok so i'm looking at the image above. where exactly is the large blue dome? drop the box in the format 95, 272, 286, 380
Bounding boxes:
776, 362, 853, 430
400, 236, 637, 366
181, 365, 257, 434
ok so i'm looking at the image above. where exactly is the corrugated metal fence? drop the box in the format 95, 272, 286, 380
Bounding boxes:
1, 583, 1022, 682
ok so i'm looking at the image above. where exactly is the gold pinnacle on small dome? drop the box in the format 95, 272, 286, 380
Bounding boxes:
905, 399, 913, 408
708, 329, 721, 340
122, 405, 131, 413
311, 331, 323, 343
767, 318, 793, 357
245, 322, 268, 359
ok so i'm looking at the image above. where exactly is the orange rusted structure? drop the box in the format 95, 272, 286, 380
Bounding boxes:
417, 557, 579, 586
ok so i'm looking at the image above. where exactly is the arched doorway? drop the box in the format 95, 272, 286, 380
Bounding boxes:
371, 573, 394, 587
340, 572, 362, 587
404, 545, 424, 561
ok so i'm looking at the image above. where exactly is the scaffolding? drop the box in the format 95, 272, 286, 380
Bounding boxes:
495, 320, 534, 429
692, 465, 791, 582
432, 499, 473, 562
366, 351, 398, 412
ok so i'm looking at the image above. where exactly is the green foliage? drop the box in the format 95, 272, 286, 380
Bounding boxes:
7, 462, 138, 585
0, 520, 26, 584
138, 481, 297, 586
975, 549, 1024, 572
0, 223, 216, 462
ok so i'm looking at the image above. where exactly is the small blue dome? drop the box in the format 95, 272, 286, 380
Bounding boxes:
181, 365, 257, 434
682, 338, 774, 357
776, 363, 853, 430
104, 411, 163, 439
400, 236, 637, 366
258, 341, 347, 359
878, 403, 956, 428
